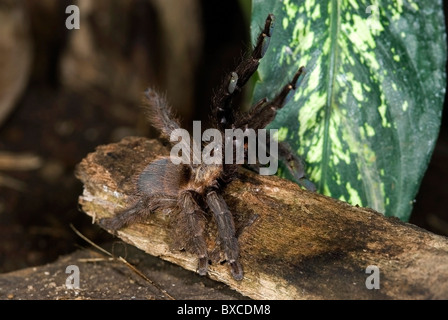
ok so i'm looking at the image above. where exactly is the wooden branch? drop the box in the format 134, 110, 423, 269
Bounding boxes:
75, 136, 448, 299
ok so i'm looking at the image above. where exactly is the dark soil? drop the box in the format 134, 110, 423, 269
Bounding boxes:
0, 244, 247, 300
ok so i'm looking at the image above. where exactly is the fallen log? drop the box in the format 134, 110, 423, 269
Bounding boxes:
75, 136, 448, 299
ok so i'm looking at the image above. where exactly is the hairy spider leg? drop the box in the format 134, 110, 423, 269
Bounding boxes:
142, 88, 194, 163
231, 67, 314, 190
206, 191, 243, 280
99, 200, 148, 231
212, 14, 275, 130
142, 88, 181, 143
276, 139, 316, 191
178, 191, 209, 275
99, 192, 179, 231
241, 66, 306, 130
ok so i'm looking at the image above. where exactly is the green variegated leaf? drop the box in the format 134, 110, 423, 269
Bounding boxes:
251, 0, 446, 221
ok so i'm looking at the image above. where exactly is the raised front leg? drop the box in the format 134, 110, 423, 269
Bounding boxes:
212, 14, 275, 130
141, 88, 181, 143
239, 66, 307, 130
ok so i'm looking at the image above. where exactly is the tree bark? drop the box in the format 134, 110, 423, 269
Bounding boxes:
75, 136, 448, 299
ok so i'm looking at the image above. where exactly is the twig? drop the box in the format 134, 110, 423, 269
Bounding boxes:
77, 257, 114, 262
117, 256, 175, 300
70, 224, 112, 257
69, 224, 175, 300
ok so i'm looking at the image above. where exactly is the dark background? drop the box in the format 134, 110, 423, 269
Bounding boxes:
0, 0, 447, 274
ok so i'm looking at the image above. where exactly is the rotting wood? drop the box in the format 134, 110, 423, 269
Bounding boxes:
75, 136, 448, 299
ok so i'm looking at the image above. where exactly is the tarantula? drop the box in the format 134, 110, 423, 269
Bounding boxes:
100, 14, 314, 281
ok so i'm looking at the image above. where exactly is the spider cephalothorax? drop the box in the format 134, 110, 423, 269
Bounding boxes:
100, 14, 314, 281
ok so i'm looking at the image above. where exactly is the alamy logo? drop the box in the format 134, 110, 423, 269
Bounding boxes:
65, 265, 80, 289
365, 265, 380, 289
170, 121, 278, 175
65, 5, 80, 30
366, 5, 381, 30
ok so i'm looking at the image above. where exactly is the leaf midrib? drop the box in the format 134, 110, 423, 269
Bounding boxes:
320, 0, 340, 193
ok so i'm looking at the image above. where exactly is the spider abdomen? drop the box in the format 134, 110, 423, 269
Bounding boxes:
137, 158, 190, 197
